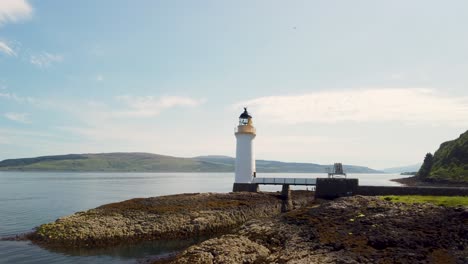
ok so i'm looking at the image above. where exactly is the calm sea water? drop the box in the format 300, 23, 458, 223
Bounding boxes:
0, 172, 403, 264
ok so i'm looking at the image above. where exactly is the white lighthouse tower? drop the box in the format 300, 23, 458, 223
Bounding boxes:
233, 108, 258, 192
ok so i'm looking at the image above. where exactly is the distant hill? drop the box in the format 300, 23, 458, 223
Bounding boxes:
0, 153, 231, 172
382, 164, 422, 174
416, 130, 468, 183
0, 152, 382, 173
195, 156, 381, 173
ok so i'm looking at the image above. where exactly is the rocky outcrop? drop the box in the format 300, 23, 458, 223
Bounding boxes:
166, 196, 468, 264
172, 235, 270, 264
29, 192, 467, 263
29, 191, 312, 248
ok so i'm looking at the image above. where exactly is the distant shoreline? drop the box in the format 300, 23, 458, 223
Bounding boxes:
391, 176, 468, 187
0, 170, 389, 174
0, 152, 383, 174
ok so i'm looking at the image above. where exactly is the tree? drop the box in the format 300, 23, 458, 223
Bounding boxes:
417, 153, 433, 180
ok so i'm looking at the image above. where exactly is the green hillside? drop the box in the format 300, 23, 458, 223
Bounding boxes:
0, 152, 381, 173
0, 153, 232, 172
417, 130, 468, 183
195, 156, 380, 173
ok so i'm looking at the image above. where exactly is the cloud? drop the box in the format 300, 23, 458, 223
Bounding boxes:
0, 92, 35, 103
4, 112, 30, 123
234, 88, 468, 126
46, 95, 208, 155
96, 74, 104, 81
30, 52, 63, 68
0, 0, 32, 26
0, 41, 16, 56
115, 95, 205, 117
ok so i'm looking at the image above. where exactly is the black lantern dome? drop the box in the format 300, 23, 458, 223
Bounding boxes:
239, 107, 252, 126
239, 107, 252, 119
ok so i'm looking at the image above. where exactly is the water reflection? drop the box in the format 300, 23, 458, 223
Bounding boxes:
38, 236, 209, 259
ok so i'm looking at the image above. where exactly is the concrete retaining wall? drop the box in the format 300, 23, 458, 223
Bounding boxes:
356, 186, 468, 196
232, 183, 259, 192
315, 178, 359, 199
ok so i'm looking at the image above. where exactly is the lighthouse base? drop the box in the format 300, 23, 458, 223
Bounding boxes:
232, 183, 258, 192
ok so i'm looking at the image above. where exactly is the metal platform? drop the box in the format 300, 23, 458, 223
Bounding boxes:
252, 177, 317, 186
327, 163, 347, 178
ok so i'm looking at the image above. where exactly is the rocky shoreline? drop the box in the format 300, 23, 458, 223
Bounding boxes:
27, 191, 468, 263
164, 196, 468, 264
392, 176, 468, 187
29, 191, 312, 248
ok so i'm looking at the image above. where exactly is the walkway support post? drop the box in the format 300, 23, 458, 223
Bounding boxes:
281, 184, 293, 212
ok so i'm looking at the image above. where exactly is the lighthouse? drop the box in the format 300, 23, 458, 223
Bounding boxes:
233, 108, 258, 192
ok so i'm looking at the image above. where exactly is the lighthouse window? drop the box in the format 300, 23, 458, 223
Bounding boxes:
240, 118, 248, 125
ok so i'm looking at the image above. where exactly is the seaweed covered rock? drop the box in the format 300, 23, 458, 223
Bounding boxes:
173, 235, 270, 264
30, 191, 312, 248
166, 196, 468, 264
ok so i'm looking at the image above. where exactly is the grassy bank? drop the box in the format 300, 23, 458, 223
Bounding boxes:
380, 195, 468, 207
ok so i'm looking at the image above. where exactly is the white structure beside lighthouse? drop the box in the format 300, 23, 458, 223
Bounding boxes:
233, 108, 258, 192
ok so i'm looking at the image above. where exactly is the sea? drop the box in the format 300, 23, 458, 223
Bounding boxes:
0, 172, 404, 264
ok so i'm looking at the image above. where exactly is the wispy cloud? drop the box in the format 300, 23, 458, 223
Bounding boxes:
0, 92, 35, 103
1, 93, 204, 120
0, 41, 16, 56
30, 52, 63, 68
115, 95, 205, 117
0, 0, 32, 26
4, 112, 30, 123
49, 95, 208, 155
234, 88, 468, 126
0, 1, 31, 58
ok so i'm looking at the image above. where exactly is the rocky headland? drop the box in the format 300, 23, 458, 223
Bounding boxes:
29, 191, 312, 248
27, 192, 468, 263
165, 196, 468, 264
392, 176, 468, 187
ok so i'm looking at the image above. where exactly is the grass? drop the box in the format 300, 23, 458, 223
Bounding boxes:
380, 195, 468, 207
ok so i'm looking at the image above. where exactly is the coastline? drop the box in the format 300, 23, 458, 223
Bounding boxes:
392, 176, 468, 187
158, 195, 468, 263
29, 191, 312, 249
24, 190, 468, 264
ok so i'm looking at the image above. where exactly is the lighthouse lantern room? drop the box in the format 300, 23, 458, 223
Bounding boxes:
233, 108, 258, 192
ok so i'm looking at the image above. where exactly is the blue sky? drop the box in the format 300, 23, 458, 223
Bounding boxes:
1, 0, 468, 169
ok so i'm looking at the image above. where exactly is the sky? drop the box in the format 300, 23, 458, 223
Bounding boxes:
1, 0, 468, 169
